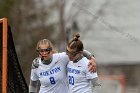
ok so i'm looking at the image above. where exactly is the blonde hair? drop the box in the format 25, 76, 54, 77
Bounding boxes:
36, 39, 58, 53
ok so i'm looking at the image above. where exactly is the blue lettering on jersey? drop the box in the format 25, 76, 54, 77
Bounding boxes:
40, 67, 61, 76
67, 67, 80, 74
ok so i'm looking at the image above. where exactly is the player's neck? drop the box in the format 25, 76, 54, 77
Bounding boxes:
73, 55, 83, 63
41, 57, 53, 65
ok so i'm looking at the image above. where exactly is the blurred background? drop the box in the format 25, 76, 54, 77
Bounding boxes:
0, 0, 140, 93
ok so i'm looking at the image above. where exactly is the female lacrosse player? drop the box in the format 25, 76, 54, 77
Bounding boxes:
67, 33, 100, 93
29, 39, 96, 93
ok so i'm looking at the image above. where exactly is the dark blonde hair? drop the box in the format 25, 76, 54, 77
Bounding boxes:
67, 33, 83, 52
36, 39, 58, 53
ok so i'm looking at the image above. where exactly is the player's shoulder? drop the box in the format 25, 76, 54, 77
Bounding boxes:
32, 57, 41, 69
80, 57, 89, 66
53, 52, 69, 63
53, 52, 68, 59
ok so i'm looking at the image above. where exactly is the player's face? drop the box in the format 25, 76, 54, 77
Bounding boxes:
66, 47, 81, 61
38, 44, 52, 60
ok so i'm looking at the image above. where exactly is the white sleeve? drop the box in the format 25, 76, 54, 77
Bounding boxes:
30, 68, 39, 81
30, 58, 40, 81
58, 52, 69, 65
86, 66, 98, 79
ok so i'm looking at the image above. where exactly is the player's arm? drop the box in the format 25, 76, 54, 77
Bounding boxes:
29, 68, 39, 93
83, 50, 95, 59
91, 77, 101, 93
29, 58, 39, 93
83, 50, 96, 72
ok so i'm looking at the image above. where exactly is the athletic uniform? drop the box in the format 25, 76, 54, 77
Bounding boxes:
30, 52, 69, 93
67, 57, 98, 93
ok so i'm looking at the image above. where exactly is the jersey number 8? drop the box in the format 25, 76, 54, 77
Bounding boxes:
49, 77, 56, 84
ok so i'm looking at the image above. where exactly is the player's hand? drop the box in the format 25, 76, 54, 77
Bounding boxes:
88, 56, 96, 72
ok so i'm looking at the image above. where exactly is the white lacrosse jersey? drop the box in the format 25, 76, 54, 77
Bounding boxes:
67, 57, 98, 93
30, 52, 69, 93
